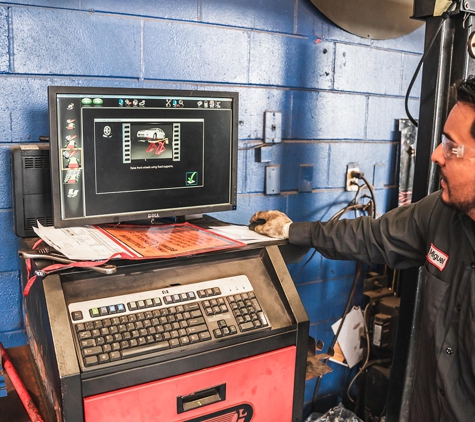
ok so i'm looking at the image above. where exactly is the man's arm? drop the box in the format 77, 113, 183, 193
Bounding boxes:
250, 192, 440, 269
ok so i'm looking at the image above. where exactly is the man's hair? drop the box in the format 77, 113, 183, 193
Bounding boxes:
455, 76, 475, 106
453, 76, 475, 139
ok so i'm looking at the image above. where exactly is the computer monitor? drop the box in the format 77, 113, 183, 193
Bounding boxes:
48, 86, 238, 228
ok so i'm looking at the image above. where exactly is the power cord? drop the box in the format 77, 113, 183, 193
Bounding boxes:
404, 0, 459, 127
295, 171, 376, 283
310, 173, 378, 411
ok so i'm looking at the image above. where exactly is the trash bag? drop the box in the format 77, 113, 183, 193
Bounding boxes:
304, 403, 363, 422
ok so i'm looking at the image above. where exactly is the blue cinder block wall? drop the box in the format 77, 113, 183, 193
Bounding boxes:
0, 0, 424, 416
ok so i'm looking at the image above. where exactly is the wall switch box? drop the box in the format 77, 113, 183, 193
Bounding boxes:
264, 111, 282, 143
298, 164, 313, 193
265, 165, 281, 195
258, 145, 274, 162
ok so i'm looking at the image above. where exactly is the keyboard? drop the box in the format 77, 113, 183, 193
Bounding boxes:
68, 275, 270, 369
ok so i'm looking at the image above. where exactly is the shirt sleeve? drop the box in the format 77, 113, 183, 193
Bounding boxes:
288, 192, 441, 269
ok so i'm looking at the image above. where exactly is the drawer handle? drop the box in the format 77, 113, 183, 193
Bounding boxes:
177, 383, 226, 413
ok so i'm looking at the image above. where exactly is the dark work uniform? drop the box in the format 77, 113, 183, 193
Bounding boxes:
289, 190, 475, 422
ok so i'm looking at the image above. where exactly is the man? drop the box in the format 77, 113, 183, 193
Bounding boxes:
250, 77, 475, 421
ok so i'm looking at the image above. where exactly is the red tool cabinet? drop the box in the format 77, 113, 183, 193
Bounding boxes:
22, 244, 309, 422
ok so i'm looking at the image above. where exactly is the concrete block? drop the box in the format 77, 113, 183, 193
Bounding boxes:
0, 330, 27, 348
12, 8, 141, 77
249, 32, 333, 89
143, 20, 248, 83
0, 211, 20, 271
280, 142, 330, 191
334, 43, 402, 95
367, 96, 419, 140
0, 146, 12, 209
0, 77, 50, 142
0, 7, 8, 73
0, 272, 22, 332
291, 91, 366, 139
202, 0, 294, 34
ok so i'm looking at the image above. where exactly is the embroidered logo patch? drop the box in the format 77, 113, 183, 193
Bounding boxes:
427, 243, 449, 271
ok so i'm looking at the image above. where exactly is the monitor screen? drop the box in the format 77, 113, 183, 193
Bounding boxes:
48, 86, 238, 228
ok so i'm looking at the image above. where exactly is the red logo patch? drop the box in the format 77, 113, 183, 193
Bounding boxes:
427, 243, 449, 271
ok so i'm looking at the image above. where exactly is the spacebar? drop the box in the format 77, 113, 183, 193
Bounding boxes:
122, 341, 170, 358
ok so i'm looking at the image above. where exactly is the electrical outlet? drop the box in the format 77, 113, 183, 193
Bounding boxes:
346, 164, 359, 191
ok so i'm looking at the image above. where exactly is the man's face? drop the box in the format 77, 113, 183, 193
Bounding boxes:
431, 102, 475, 218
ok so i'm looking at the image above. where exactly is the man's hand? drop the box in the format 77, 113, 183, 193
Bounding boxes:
249, 210, 292, 239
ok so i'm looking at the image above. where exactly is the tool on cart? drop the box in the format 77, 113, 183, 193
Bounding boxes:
19, 249, 117, 275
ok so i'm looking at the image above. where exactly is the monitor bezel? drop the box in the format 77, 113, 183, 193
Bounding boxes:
48, 85, 239, 228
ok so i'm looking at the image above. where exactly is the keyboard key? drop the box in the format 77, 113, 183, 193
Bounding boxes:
82, 346, 102, 357
180, 336, 190, 346
99, 353, 110, 363
122, 341, 170, 358
71, 311, 83, 321
257, 311, 268, 327
189, 334, 200, 343
240, 322, 254, 332
84, 356, 98, 366
186, 324, 208, 335
80, 339, 95, 348
188, 317, 205, 327
199, 331, 211, 341
90, 308, 100, 318
110, 351, 121, 361
78, 331, 92, 340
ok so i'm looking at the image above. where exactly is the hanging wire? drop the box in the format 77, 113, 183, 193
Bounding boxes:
311, 174, 377, 411
404, 0, 459, 127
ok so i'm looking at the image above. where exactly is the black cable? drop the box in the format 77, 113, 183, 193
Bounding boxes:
310, 174, 378, 411
295, 175, 376, 282
404, 0, 458, 127
293, 249, 317, 283
358, 174, 376, 218
312, 262, 362, 411
238, 142, 267, 151
294, 193, 372, 283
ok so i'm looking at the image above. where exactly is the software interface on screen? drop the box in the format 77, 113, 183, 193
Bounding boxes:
51, 89, 237, 227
